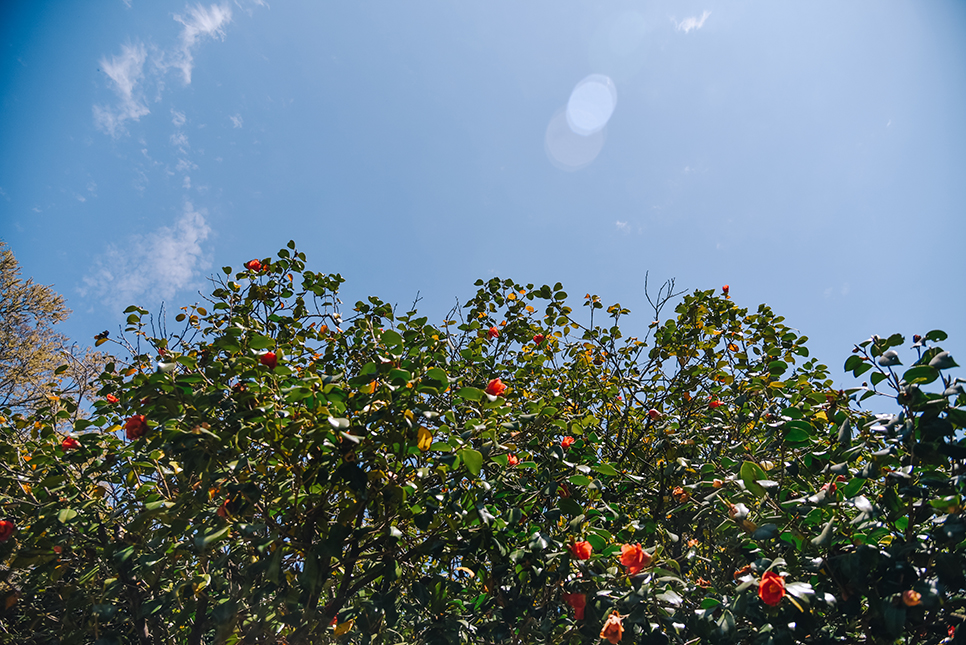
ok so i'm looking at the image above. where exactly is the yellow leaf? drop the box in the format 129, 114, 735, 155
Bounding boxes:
454, 566, 476, 578
359, 381, 376, 394
814, 410, 828, 423
417, 426, 433, 452
334, 619, 354, 637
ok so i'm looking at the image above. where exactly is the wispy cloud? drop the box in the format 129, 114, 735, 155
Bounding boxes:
93, 42, 150, 137
675, 10, 711, 34
229, 113, 243, 128
169, 4, 232, 84
80, 202, 212, 308
93, 4, 236, 138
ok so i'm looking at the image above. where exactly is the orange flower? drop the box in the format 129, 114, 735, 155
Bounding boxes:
672, 486, 689, 502
758, 571, 785, 606
734, 564, 752, 580
722, 285, 730, 296
485, 378, 506, 396
506, 454, 519, 466
105, 394, 119, 404
599, 611, 624, 644
563, 593, 586, 620
61, 437, 80, 451
569, 540, 593, 560
561, 436, 575, 449
709, 399, 724, 409
487, 326, 500, 339
245, 259, 262, 272
712, 479, 724, 488
696, 577, 711, 588
620, 543, 651, 575
902, 590, 922, 607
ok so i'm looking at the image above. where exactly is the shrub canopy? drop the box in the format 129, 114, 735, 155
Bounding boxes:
1, 241, 964, 645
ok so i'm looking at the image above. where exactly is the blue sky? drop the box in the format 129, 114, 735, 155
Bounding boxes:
1, 1, 964, 386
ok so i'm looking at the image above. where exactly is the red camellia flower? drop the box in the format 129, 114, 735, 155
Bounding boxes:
599, 611, 624, 644
105, 394, 119, 404
487, 326, 500, 339
647, 408, 661, 421
0, 520, 14, 542
125, 414, 148, 440
61, 437, 80, 451
485, 378, 506, 396
620, 543, 651, 575
569, 540, 593, 560
533, 334, 545, 345
722, 285, 730, 296
758, 571, 786, 606
245, 259, 262, 272
709, 399, 724, 409
561, 436, 575, 449
563, 593, 586, 620
260, 352, 277, 370
507, 454, 519, 467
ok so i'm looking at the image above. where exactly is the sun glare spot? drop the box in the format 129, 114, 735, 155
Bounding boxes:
566, 74, 617, 136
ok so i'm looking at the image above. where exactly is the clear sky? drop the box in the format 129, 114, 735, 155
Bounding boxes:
1, 1, 964, 387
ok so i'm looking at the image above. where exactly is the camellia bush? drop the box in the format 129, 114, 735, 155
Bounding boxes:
1, 241, 964, 645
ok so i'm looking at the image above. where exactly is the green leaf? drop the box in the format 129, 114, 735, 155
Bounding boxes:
58, 508, 78, 523
380, 330, 403, 346
196, 526, 231, 550
456, 387, 484, 402
568, 475, 592, 487
461, 448, 483, 477
903, 365, 939, 385
926, 329, 948, 342
425, 367, 449, 386
249, 334, 275, 350
810, 521, 834, 548
592, 463, 619, 476
740, 461, 768, 498
842, 478, 865, 498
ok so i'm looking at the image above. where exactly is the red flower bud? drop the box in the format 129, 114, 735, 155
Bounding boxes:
125, 414, 148, 440
244, 259, 262, 272
722, 285, 730, 295
0, 520, 14, 542
563, 593, 586, 620
533, 334, 545, 345
61, 437, 80, 451
260, 352, 277, 370
485, 378, 506, 396
709, 399, 724, 409
647, 408, 661, 421
569, 540, 593, 560
561, 436, 575, 449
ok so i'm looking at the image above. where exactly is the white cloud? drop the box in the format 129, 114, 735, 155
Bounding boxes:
229, 113, 243, 128
615, 220, 629, 231
171, 109, 186, 127
183, 176, 192, 189
169, 4, 232, 84
675, 10, 711, 34
93, 42, 150, 137
80, 202, 212, 308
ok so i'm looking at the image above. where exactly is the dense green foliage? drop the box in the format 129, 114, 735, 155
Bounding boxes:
1, 242, 964, 644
